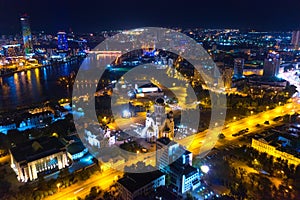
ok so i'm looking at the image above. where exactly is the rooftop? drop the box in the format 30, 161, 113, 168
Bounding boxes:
254, 128, 300, 158
118, 168, 165, 193
169, 162, 199, 178
67, 142, 87, 155
156, 137, 177, 146
10, 136, 66, 163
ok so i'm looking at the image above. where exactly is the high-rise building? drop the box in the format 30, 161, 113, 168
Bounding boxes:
20, 15, 33, 55
57, 32, 68, 50
233, 58, 244, 79
223, 68, 233, 89
156, 137, 182, 171
156, 137, 201, 194
291, 30, 300, 49
263, 53, 280, 78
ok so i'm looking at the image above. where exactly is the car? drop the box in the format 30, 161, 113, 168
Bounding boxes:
264, 121, 270, 125
256, 124, 261, 127
273, 116, 283, 122
224, 125, 230, 129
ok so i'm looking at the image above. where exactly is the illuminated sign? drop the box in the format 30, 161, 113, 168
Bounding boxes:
137, 87, 159, 93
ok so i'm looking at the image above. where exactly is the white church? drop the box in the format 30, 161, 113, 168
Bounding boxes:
142, 98, 175, 142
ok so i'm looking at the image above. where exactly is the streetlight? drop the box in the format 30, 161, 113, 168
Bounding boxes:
201, 165, 210, 174
233, 116, 237, 120
102, 116, 107, 124
56, 183, 61, 192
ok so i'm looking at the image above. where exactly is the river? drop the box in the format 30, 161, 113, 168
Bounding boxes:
0, 60, 80, 112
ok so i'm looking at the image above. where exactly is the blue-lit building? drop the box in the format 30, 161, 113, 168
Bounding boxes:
20, 15, 34, 55
67, 142, 88, 160
57, 32, 68, 50
167, 157, 201, 194
233, 58, 244, 79
156, 137, 201, 194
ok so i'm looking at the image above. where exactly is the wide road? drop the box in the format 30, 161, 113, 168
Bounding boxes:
182, 98, 300, 156
45, 168, 123, 200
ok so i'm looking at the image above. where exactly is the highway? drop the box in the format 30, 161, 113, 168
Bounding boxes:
184, 98, 300, 156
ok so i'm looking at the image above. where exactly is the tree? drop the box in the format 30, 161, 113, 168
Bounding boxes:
165, 174, 171, 186
0, 180, 11, 198
248, 173, 256, 188
186, 192, 194, 200
37, 177, 47, 191
59, 168, 70, 178
236, 182, 247, 200
238, 168, 246, 180
230, 181, 247, 200
85, 186, 99, 199
103, 191, 114, 200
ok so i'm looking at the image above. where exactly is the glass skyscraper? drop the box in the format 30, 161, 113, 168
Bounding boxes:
57, 32, 68, 50
20, 15, 33, 55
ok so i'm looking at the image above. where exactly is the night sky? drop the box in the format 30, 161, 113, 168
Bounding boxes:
0, 0, 300, 34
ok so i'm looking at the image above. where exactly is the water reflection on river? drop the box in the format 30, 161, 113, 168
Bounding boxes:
0, 61, 79, 111
0, 54, 121, 112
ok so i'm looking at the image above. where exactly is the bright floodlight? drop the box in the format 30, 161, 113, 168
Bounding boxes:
201, 165, 210, 173
122, 110, 131, 118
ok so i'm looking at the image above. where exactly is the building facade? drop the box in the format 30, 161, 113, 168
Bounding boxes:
143, 98, 175, 142
233, 58, 244, 79
252, 138, 300, 166
117, 170, 165, 200
156, 137, 200, 194
2, 44, 22, 57
57, 32, 68, 50
263, 53, 280, 78
223, 67, 233, 89
156, 137, 181, 171
167, 163, 201, 194
84, 126, 116, 149
20, 15, 33, 55
291, 30, 300, 49
10, 137, 69, 182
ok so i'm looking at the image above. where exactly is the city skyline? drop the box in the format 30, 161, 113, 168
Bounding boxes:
1, 0, 300, 34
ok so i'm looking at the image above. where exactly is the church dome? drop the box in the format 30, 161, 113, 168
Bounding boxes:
155, 98, 165, 105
